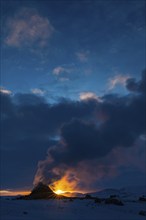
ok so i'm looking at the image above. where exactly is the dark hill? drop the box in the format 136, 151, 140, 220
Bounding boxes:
29, 182, 55, 199
18, 182, 66, 200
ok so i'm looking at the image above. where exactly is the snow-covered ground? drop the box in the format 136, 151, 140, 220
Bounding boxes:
90, 185, 146, 201
0, 186, 146, 220
0, 197, 145, 220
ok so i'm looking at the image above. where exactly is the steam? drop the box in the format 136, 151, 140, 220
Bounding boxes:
34, 71, 146, 192
1, 70, 145, 191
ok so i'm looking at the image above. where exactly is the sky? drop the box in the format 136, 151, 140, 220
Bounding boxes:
0, 0, 146, 194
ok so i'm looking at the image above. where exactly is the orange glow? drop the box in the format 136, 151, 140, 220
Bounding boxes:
55, 189, 65, 195
49, 170, 87, 196
0, 190, 30, 196
50, 175, 76, 195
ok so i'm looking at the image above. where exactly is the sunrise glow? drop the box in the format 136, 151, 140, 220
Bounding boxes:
55, 189, 65, 195
0, 190, 30, 196
49, 170, 88, 197
49, 172, 78, 196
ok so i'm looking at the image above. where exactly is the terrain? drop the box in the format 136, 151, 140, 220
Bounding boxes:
0, 185, 145, 220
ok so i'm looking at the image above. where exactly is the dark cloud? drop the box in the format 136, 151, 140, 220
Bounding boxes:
126, 69, 146, 94
1, 71, 146, 190
126, 78, 139, 92
34, 71, 146, 189
0, 92, 97, 189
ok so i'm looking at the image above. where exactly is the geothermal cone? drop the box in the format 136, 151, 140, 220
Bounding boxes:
29, 182, 55, 199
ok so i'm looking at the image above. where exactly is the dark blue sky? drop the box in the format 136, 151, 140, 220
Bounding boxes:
1, 0, 145, 99
0, 0, 146, 193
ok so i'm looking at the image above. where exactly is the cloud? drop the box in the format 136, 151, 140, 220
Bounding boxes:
0, 92, 97, 188
34, 71, 146, 191
79, 92, 102, 102
5, 8, 54, 48
0, 87, 12, 95
76, 51, 90, 62
126, 69, 146, 94
52, 66, 73, 82
31, 88, 45, 96
108, 74, 130, 90
53, 67, 66, 75
52, 66, 71, 76
1, 70, 145, 191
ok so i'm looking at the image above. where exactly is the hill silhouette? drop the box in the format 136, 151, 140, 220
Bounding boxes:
29, 182, 55, 199
19, 182, 66, 199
